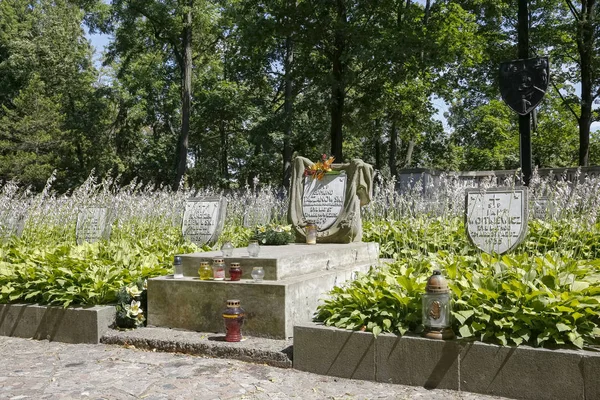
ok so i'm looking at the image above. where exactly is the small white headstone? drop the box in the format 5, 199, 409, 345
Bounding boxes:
76, 207, 111, 245
182, 196, 227, 245
243, 204, 271, 228
532, 197, 557, 220
0, 214, 25, 240
302, 172, 346, 230
465, 188, 528, 254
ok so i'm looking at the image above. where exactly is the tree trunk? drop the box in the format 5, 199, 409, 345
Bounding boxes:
330, 0, 346, 162
403, 140, 415, 168
577, 0, 595, 166
219, 120, 229, 187
389, 120, 398, 178
374, 119, 382, 170
282, 33, 294, 189
398, 0, 411, 25
248, 144, 261, 190
174, 0, 193, 190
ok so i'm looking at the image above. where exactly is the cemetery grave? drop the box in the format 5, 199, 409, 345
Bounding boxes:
146, 156, 380, 338
0, 164, 598, 399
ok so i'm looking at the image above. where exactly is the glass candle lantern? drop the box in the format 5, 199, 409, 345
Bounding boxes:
422, 270, 455, 340
222, 299, 245, 342
173, 256, 184, 279
251, 266, 265, 282
305, 222, 317, 244
212, 258, 226, 281
198, 261, 212, 280
221, 241, 234, 257
247, 240, 260, 257
229, 262, 242, 281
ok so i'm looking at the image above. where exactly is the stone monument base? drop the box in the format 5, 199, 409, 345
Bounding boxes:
147, 242, 380, 339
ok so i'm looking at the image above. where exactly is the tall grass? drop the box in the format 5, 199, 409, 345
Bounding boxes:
362, 168, 600, 260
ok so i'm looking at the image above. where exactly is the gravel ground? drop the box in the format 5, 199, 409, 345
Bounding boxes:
0, 336, 513, 400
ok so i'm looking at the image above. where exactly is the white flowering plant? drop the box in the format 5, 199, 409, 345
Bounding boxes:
115, 279, 147, 329
254, 223, 294, 245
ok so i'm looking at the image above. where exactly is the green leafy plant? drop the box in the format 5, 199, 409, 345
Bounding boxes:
318, 222, 600, 349
0, 224, 198, 307
115, 279, 147, 329
254, 224, 294, 245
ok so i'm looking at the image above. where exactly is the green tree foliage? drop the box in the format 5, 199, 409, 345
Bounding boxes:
0, 0, 116, 190
539, 0, 600, 166
0, 75, 66, 189
0, 0, 598, 191
443, 0, 590, 171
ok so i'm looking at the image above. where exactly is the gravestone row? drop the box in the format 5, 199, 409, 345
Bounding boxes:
0, 157, 532, 255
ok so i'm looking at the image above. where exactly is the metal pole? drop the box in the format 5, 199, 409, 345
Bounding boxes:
518, 0, 532, 186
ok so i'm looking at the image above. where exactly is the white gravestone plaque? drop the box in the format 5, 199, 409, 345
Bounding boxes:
76, 207, 111, 245
182, 197, 226, 245
302, 172, 346, 231
465, 187, 528, 254
243, 204, 271, 228
0, 213, 25, 240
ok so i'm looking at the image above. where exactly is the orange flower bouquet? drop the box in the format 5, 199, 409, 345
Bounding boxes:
303, 154, 335, 180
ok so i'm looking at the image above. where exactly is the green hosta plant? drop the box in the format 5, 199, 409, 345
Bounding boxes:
217, 224, 253, 248
0, 224, 199, 307
316, 264, 426, 338
254, 224, 294, 245
316, 251, 600, 349
449, 252, 600, 348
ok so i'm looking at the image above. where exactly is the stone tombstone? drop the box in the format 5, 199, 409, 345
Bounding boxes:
0, 213, 25, 240
532, 197, 552, 220
288, 156, 373, 243
465, 187, 528, 254
182, 196, 227, 245
76, 207, 112, 245
243, 203, 271, 228
302, 172, 346, 229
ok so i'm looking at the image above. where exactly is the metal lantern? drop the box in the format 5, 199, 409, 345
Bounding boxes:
422, 270, 455, 340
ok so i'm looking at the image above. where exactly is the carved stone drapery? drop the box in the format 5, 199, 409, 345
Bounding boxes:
287, 156, 373, 243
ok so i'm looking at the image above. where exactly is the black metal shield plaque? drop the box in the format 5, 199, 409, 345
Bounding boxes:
499, 57, 549, 115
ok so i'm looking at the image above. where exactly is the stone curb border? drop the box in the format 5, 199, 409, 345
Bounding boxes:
101, 327, 293, 368
293, 323, 600, 400
0, 303, 294, 368
0, 303, 115, 344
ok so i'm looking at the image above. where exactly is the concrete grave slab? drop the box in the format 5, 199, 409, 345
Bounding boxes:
178, 242, 380, 280
293, 324, 376, 381
460, 341, 585, 400
0, 303, 115, 344
293, 322, 599, 400
376, 333, 460, 390
148, 242, 381, 339
148, 261, 373, 339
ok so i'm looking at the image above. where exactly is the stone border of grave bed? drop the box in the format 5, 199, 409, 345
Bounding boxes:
293, 323, 600, 400
0, 303, 115, 344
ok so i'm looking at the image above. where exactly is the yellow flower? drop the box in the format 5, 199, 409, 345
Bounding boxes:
126, 300, 143, 318
126, 285, 142, 298
304, 155, 335, 180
